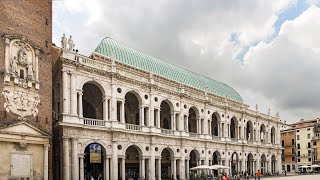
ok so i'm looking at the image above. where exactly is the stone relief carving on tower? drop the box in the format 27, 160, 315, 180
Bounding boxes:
2, 35, 41, 118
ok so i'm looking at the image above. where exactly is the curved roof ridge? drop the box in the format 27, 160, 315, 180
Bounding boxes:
94, 37, 243, 102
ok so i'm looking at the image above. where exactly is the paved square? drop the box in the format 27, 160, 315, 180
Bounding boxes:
263, 174, 320, 179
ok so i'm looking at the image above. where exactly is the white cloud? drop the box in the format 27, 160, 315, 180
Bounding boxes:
52, 0, 320, 122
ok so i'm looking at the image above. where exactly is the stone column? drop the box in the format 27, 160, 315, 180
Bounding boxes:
121, 100, 125, 123
157, 159, 161, 180
121, 158, 125, 180
145, 107, 150, 127
112, 141, 118, 180
43, 144, 49, 180
185, 115, 189, 132
111, 82, 117, 121
197, 119, 200, 134
171, 112, 175, 130
157, 109, 161, 128
180, 155, 185, 179
186, 159, 190, 179
62, 71, 69, 114
150, 93, 154, 126
150, 145, 156, 180
79, 155, 84, 180
241, 158, 245, 172
218, 122, 221, 136
103, 97, 109, 121
70, 73, 77, 115
141, 158, 146, 178
203, 116, 208, 135
63, 137, 70, 180
105, 157, 110, 180
71, 138, 79, 180
257, 158, 260, 172
78, 91, 83, 117
173, 159, 177, 180
140, 106, 145, 126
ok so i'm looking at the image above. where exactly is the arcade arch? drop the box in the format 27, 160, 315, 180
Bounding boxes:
246, 121, 254, 141
271, 127, 276, 144
160, 100, 173, 130
124, 91, 141, 125
188, 107, 199, 133
83, 143, 106, 179
211, 112, 220, 136
261, 154, 267, 174
82, 83, 104, 119
260, 124, 266, 142
230, 117, 238, 139
231, 152, 239, 175
247, 153, 254, 175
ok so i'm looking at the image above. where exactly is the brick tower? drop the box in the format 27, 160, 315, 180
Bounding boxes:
0, 0, 52, 179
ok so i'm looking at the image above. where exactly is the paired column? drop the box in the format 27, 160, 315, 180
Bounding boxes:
156, 109, 161, 128
186, 159, 190, 179
63, 137, 70, 180
172, 159, 176, 180
43, 144, 49, 180
71, 138, 79, 180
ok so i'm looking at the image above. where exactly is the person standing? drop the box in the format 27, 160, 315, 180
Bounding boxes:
257, 170, 261, 180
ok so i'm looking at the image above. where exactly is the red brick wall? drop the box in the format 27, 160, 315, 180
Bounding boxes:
0, 0, 52, 179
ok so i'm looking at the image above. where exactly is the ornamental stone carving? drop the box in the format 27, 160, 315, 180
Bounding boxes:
2, 35, 41, 118
2, 86, 40, 117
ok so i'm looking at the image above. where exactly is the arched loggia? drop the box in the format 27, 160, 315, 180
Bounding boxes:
160, 100, 173, 130
230, 117, 238, 139
260, 124, 266, 142
271, 126, 276, 144
247, 153, 254, 175
261, 154, 267, 174
231, 152, 239, 175
188, 107, 199, 133
246, 121, 254, 141
211, 112, 220, 136
124, 91, 141, 125
124, 145, 143, 179
82, 83, 103, 119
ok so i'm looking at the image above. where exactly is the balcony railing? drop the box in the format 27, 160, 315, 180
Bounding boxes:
189, 132, 200, 138
83, 118, 106, 126
231, 138, 239, 143
247, 140, 254, 144
125, 124, 141, 131
161, 129, 174, 135
212, 136, 221, 141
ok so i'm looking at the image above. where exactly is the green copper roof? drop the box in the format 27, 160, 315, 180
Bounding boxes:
94, 37, 243, 102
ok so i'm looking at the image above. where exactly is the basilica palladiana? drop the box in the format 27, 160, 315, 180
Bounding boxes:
52, 37, 286, 180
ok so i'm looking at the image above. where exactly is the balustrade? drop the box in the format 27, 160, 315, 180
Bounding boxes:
83, 118, 106, 126
161, 129, 174, 135
125, 124, 142, 131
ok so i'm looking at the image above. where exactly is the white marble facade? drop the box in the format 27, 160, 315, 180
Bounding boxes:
54, 49, 286, 180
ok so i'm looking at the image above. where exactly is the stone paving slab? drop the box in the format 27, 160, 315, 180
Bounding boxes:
262, 174, 320, 179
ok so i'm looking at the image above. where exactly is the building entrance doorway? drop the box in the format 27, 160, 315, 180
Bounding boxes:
84, 143, 104, 180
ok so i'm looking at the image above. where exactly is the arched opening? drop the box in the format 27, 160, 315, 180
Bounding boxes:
230, 117, 238, 139
247, 153, 254, 175
189, 150, 199, 168
271, 127, 276, 144
188, 107, 198, 133
160, 148, 173, 179
211, 113, 219, 136
83, 83, 103, 119
160, 101, 172, 130
261, 154, 267, 174
260, 124, 266, 142
212, 151, 221, 176
84, 143, 105, 179
124, 92, 140, 125
271, 155, 276, 174
125, 145, 142, 179
231, 152, 239, 175
246, 121, 254, 141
